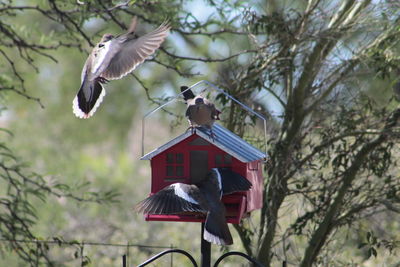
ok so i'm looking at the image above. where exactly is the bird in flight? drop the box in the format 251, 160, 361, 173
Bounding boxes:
135, 168, 252, 245
73, 17, 170, 118
181, 86, 221, 138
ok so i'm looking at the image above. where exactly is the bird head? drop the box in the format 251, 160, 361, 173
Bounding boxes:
195, 97, 205, 105
101, 33, 114, 42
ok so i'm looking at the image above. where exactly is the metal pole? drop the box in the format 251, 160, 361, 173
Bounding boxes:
126, 242, 130, 267
200, 223, 211, 267
122, 254, 127, 267
170, 244, 174, 267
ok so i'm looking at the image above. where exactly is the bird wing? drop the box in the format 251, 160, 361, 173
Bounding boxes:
135, 183, 206, 215
210, 104, 220, 119
203, 99, 218, 119
211, 168, 252, 195
101, 21, 170, 80
185, 103, 196, 120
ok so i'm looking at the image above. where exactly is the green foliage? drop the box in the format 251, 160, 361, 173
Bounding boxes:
0, 137, 117, 265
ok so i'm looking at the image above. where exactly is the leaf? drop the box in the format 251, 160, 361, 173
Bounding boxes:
367, 247, 378, 259
371, 247, 378, 258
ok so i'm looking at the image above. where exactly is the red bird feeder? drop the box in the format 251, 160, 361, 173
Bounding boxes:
140, 80, 267, 225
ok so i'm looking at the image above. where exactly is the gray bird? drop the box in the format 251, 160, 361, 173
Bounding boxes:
181, 86, 221, 137
135, 168, 252, 245
73, 17, 170, 118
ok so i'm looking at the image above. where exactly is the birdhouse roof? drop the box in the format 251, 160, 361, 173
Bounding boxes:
141, 123, 266, 162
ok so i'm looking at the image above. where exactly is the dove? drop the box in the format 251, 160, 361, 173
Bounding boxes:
181, 86, 221, 137
73, 17, 170, 118
135, 168, 252, 245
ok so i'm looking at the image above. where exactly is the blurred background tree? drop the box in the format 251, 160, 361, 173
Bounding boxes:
1, 0, 400, 266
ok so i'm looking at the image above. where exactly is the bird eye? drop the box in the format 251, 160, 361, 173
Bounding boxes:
98, 44, 104, 48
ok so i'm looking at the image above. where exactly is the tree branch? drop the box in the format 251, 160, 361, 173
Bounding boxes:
300, 108, 400, 267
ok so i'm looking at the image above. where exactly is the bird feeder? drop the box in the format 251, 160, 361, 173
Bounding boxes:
140, 80, 267, 225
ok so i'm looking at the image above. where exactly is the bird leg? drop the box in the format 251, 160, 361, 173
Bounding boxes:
209, 128, 216, 142
96, 77, 109, 84
185, 125, 196, 134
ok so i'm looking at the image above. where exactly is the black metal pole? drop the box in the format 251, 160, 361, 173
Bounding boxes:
200, 223, 211, 267
122, 254, 126, 267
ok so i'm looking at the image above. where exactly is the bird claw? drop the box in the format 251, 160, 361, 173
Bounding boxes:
185, 125, 215, 141
186, 126, 196, 134
97, 77, 109, 84
209, 130, 216, 142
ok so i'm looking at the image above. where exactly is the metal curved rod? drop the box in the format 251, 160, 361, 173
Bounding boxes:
213, 251, 265, 267
137, 249, 198, 267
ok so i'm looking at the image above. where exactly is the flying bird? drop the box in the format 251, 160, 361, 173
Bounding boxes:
73, 17, 170, 118
181, 86, 221, 137
135, 168, 252, 245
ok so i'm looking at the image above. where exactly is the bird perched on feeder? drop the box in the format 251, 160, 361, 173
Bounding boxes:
73, 17, 170, 118
181, 86, 221, 138
135, 168, 252, 246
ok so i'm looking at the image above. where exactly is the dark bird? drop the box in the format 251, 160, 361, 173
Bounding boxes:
73, 17, 170, 118
135, 168, 252, 245
181, 86, 221, 136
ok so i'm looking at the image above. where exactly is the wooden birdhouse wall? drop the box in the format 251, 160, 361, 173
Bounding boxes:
150, 134, 248, 192
150, 140, 190, 194
245, 160, 263, 211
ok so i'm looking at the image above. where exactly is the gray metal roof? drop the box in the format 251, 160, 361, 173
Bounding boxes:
141, 123, 266, 162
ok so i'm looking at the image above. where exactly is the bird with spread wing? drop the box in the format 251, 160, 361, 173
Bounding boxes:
73, 17, 170, 118
135, 168, 252, 245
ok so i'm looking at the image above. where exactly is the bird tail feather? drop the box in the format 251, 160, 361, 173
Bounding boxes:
73, 79, 106, 119
181, 86, 195, 101
204, 210, 233, 245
